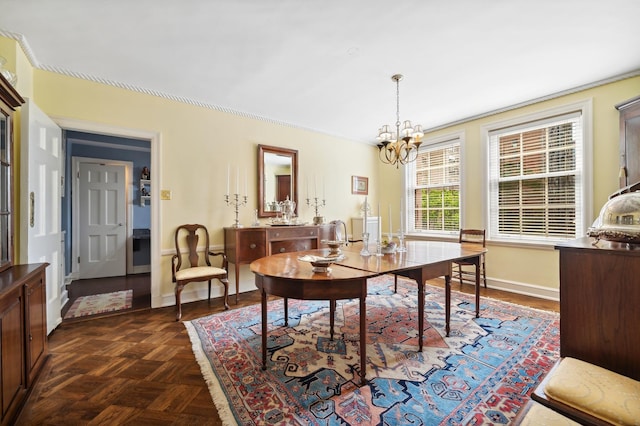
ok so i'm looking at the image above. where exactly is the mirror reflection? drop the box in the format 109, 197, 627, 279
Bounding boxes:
258, 145, 298, 218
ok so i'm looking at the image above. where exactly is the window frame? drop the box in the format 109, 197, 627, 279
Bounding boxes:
405, 132, 464, 238
482, 100, 593, 246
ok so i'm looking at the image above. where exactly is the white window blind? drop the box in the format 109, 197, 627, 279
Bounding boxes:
488, 111, 584, 242
407, 138, 460, 233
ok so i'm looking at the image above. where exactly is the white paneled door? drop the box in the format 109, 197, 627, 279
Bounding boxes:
20, 99, 63, 335
78, 162, 126, 279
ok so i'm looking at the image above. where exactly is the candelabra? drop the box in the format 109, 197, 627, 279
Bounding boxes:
225, 193, 247, 228
306, 197, 326, 224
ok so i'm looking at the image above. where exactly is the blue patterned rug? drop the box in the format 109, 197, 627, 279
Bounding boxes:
185, 275, 559, 425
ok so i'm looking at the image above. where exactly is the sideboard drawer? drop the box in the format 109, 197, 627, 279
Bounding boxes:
225, 228, 266, 263
270, 239, 316, 254
267, 227, 319, 240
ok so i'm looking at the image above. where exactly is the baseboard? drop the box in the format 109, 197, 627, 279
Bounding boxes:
487, 278, 559, 301
131, 265, 151, 274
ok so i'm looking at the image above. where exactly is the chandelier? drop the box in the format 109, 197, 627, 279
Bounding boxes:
376, 74, 423, 167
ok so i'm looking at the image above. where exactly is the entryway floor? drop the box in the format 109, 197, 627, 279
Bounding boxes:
62, 273, 151, 322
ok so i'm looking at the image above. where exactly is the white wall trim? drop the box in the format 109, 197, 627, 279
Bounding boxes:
485, 278, 559, 302
54, 117, 162, 308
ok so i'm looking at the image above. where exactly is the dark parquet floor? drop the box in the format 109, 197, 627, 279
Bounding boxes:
16, 277, 558, 425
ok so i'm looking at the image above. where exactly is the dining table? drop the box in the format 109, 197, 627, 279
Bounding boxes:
250, 240, 487, 385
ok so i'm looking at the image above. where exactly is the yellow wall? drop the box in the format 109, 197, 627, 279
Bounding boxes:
380, 75, 640, 297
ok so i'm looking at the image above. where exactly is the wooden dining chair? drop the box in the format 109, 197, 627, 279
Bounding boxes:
454, 229, 487, 288
172, 224, 229, 321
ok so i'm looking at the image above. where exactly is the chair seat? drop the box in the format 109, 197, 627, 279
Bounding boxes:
544, 357, 640, 425
175, 266, 226, 281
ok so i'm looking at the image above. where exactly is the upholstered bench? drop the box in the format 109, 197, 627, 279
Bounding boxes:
513, 400, 580, 425
532, 357, 640, 426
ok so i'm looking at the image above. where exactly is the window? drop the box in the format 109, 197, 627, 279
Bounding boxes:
406, 135, 461, 234
486, 101, 592, 244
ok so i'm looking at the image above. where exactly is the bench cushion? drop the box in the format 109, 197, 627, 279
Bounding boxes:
516, 401, 580, 426
544, 357, 640, 426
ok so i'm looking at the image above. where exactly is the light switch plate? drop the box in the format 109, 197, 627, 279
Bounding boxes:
160, 190, 171, 200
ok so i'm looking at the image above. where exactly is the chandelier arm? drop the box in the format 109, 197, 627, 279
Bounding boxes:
378, 145, 392, 164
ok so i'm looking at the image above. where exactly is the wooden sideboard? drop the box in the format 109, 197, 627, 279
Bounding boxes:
555, 238, 640, 380
224, 224, 334, 303
0, 263, 48, 426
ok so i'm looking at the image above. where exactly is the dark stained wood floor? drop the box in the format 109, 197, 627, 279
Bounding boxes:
62, 274, 152, 323
16, 277, 558, 425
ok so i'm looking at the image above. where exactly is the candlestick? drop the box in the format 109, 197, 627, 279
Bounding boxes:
388, 204, 392, 237
244, 169, 248, 197
378, 203, 382, 240
363, 196, 368, 235
236, 167, 239, 194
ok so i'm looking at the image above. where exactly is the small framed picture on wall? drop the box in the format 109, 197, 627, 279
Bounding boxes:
352, 176, 368, 195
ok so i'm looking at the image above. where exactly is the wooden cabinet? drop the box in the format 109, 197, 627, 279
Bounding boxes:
555, 238, 640, 380
224, 225, 333, 303
0, 67, 49, 426
0, 263, 48, 426
24, 270, 47, 387
0, 284, 23, 424
616, 95, 640, 187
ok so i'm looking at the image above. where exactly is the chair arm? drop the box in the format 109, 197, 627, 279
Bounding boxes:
208, 251, 229, 270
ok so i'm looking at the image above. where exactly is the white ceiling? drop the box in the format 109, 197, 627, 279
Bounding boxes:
2, 0, 640, 143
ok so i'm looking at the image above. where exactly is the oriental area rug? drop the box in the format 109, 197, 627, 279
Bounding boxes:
185, 275, 559, 425
64, 289, 133, 319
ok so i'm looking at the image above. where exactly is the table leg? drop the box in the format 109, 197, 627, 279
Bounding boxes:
445, 274, 451, 337
284, 297, 289, 327
235, 262, 240, 304
359, 295, 367, 385
418, 278, 424, 352
261, 286, 267, 370
330, 299, 336, 340
475, 256, 480, 318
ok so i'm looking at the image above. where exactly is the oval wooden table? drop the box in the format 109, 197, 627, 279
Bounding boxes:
251, 251, 377, 385
250, 241, 487, 386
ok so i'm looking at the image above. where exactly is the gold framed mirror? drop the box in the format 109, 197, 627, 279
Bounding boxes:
258, 144, 298, 218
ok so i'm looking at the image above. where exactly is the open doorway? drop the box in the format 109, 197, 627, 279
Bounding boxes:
61, 130, 152, 319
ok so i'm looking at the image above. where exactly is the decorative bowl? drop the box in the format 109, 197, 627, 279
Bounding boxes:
298, 254, 345, 273
381, 242, 396, 254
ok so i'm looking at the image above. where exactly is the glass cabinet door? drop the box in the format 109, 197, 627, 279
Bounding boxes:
0, 112, 10, 270
0, 72, 23, 273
